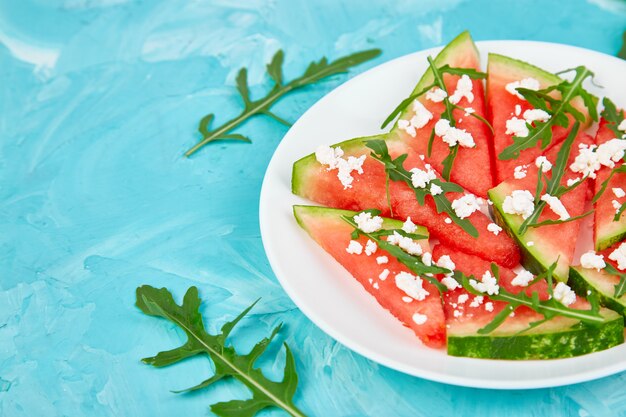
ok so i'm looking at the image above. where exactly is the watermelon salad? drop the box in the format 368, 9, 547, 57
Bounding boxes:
290, 31, 626, 359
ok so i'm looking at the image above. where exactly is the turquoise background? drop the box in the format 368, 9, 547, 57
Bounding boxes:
1, 0, 626, 416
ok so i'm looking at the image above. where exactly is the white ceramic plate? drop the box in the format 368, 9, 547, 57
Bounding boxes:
259, 41, 626, 389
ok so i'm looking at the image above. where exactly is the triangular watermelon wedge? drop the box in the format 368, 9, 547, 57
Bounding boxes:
487, 53, 593, 183
387, 31, 494, 198
293, 205, 445, 348
594, 112, 626, 251
292, 134, 521, 268
433, 245, 623, 359
488, 132, 594, 282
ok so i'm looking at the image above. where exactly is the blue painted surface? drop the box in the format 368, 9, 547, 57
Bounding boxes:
1, 0, 626, 416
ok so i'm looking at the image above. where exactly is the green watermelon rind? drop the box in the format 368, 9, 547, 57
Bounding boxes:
447, 308, 624, 360
488, 187, 570, 282
596, 227, 626, 252
569, 266, 626, 317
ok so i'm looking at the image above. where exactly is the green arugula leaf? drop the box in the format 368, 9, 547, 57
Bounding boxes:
499, 67, 596, 160
615, 202, 626, 222
601, 97, 625, 138
136, 286, 307, 417
187, 48, 381, 156
593, 165, 626, 203
604, 263, 626, 298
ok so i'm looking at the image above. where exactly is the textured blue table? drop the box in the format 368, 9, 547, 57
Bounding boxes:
2, 0, 626, 416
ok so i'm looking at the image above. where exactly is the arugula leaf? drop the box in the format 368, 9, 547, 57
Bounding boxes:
593, 165, 626, 203
499, 67, 597, 160
136, 286, 307, 417
615, 202, 626, 222
601, 97, 625, 138
186, 48, 381, 156
604, 263, 626, 298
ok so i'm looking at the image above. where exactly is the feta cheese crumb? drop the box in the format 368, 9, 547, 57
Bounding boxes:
487, 222, 502, 236
566, 177, 581, 187
613, 199, 622, 212
402, 217, 418, 233
523, 109, 551, 123
527, 241, 535, 247
436, 255, 456, 271
453, 310, 463, 318
430, 183, 443, 195
535, 156, 552, 172
346, 240, 363, 255
353, 211, 384, 233
540, 194, 570, 220
402, 296, 413, 303
449, 74, 474, 104
553, 282, 576, 306
613, 187, 626, 198
469, 271, 500, 295
505, 77, 541, 99
426, 87, 447, 103
608, 242, 626, 270
441, 276, 461, 290
505, 117, 529, 137
434, 118, 476, 148
485, 302, 494, 312
398, 101, 434, 136
315, 145, 366, 189
464, 107, 475, 116
469, 295, 484, 308
444, 217, 453, 224
395, 272, 430, 301
502, 189, 535, 219
365, 239, 377, 256
379, 268, 390, 281
511, 269, 534, 287
373, 282, 380, 290
410, 166, 437, 188
451, 194, 481, 219
580, 251, 606, 271
412, 312, 428, 325
457, 294, 469, 304
596, 138, 626, 168
315, 145, 344, 168
514, 104, 522, 116
422, 252, 432, 266
387, 232, 423, 255
570, 144, 601, 179
514, 165, 527, 179
376, 256, 389, 265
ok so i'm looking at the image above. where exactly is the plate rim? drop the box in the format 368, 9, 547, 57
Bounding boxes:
259, 39, 626, 390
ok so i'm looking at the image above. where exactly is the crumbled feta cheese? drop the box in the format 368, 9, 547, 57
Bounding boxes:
402, 296, 413, 303
373, 282, 380, 290
430, 183, 443, 195
566, 177, 581, 187
514, 104, 522, 116
411, 100, 434, 128
422, 252, 432, 266
365, 239, 377, 256
387, 231, 423, 255
453, 310, 463, 318
395, 272, 430, 301
434, 118, 475, 148
505, 117, 529, 137
553, 282, 576, 306
511, 269, 534, 287
353, 212, 384, 233
315, 145, 366, 189
449, 74, 474, 104
524, 109, 551, 123
426, 87, 447, 103
402, 217, 418, 233
580, 251, 606, 271
485, 302, 494, 312
441, 276, 461, 290
457, 294, 469, 304
613, 188, 626, 198
570, 144, 601, 179
368, 278, 373, 284
434, 118, 451, 136
315, 145, 344, 168
376, 256, 389, 265
487, 222, 502, 236
436, 254, 456, 271
596, 138, 626, 168
469, 295, 484, 308
444, 217, 452, 224
410, 166, 437, 188
609, 242, 626, 270
527, 241, 535, 247
613, 200, 622, 212
464, 107, 475, 116
379, 268, 390, 281
502, 189, 535, 219
346, 240, 363, 255
451, 194, 481, 219
505, 77, 541, 99
535, 156, 552, 172
513, 165, 527, 179
412, 312, 428, 325
469, 271, 500, 295
540, 194, 570, 220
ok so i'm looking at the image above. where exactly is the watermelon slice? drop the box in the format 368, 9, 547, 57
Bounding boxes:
489, 132, 594, 282
433, 245, 624, 359
594, 114, 626, 251
387, 31, 494, 198
292, 135, 521, 268
293, 205, 445, 348
487, 53, 593, 183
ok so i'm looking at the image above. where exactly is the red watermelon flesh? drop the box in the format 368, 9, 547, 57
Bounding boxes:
487, 54, 592, 184
594, 114, 626, 251
389, 31, 494, 198
293, 205, 445, 348
292, 136, 521, 268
